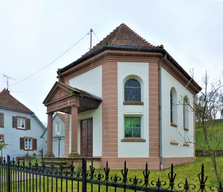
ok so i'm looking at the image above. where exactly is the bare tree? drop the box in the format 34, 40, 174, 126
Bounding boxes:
195, 75, 223, 182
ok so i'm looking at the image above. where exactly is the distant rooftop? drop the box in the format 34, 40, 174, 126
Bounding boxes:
0, 88, 32, 113
56, 112, 65, 123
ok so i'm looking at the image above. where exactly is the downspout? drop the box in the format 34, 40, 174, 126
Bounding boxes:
158, 54, 167, 170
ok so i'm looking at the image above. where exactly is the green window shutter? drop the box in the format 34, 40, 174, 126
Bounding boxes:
33, 139, 37, 150
12, 116, 17, 128
20, 138, 24, 150
26, 119, 31, 130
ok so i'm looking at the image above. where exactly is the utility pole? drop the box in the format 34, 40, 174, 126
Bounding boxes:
3, 74, 16, 90
90, 29, 93, 51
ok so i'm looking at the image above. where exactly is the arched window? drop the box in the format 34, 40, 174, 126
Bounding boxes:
170, 91, 173, 123
183, 96, 189, 128
124, 79, 141, 101
170, 87, 177, 125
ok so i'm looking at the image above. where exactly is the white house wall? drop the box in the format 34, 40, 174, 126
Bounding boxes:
69, 66, 102, 97
0, 109, 44, 159
53, 115, 65, 137
118, 62, 149, 157
52, 115, 65, 157
53, 138, 65, 157
69, 66, 102, 157
161, 68, 194, 157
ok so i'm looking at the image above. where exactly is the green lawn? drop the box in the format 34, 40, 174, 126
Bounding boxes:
99, 157, 221, 189
195, 119, 223, 150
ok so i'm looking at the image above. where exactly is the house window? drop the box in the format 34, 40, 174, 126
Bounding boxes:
0, 134, 4, 142
170, 87, 177, 126
13, 116, 30, 130
55, 123, 60, 135
25, 138, 32, 150
18, 118, 26, 129
124, 79, 141, 101
20, 137, 37, 151
0, 113, 4, 128
170, 91, 173, 123
124, 117, 141, 138
183, 96, 189, 129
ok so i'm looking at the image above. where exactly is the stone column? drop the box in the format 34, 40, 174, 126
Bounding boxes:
69, 106, 80, 157
45, 112, 55, 157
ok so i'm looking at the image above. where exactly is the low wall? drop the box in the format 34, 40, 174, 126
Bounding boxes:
195, 150, 223, 156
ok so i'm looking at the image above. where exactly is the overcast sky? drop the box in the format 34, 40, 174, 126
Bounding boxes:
0, 0, 222, 124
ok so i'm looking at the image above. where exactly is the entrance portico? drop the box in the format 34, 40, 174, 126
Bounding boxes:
43, 81, 102, 158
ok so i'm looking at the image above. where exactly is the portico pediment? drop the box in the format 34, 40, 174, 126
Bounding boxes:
43, 81, 102, 114
43, 82, 80, 113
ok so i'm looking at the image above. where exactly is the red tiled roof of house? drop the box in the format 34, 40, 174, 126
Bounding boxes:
56, 112, 65, 123
0, 88, 32, 113
89, 23, 163, 53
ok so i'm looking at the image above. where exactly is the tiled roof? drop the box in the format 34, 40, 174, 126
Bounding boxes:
56, 113, 65, 123
89, 23, 163, 53
0, 88, 32, 113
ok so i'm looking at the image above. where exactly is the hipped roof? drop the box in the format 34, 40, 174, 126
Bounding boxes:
89, 23, 163, 52
58, 23, 201, 91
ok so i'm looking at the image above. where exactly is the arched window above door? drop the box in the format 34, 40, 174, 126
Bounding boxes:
124, 79, 141, 101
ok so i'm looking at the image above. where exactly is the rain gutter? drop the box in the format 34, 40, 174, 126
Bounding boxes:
158, 54, 167, 170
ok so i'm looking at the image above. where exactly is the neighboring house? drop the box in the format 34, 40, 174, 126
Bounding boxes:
0, 88, 46, 159
43, 23, 201, 170
52, 113, 65, 157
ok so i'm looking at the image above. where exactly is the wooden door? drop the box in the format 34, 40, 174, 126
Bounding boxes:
81, 118, 93, 157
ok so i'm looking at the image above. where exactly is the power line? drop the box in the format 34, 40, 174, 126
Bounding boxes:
9, 33, 89, 88
92, 30, 100, 43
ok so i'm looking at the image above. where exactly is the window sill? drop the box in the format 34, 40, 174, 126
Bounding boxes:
121, 138, 146, 142
16, 126, 27, 130
183, 143, 190, 147
184, 127, 189, 131
123, 101, 144, 105
171, 123, 178, 128
170, 141, 179, 145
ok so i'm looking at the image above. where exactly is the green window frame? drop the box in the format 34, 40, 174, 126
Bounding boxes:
124, 117, 141, 138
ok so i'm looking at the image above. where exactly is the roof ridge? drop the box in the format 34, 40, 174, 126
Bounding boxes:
111, 23, 123, 45
93, 24, 120, 47
0, 88, 9, 95
121, 23, 157, 48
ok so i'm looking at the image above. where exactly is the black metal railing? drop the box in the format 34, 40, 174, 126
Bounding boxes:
0, 155, 222, 192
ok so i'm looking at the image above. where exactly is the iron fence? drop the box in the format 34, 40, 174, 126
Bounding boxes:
0, 155, 222, 192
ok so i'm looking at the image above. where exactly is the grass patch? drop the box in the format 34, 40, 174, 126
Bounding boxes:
195, 119, 223, 150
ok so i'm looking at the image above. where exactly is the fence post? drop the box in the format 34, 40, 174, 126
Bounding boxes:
7, 155, 10, 192
82, 158, 86, 192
